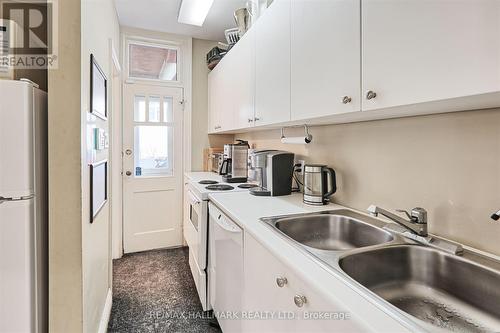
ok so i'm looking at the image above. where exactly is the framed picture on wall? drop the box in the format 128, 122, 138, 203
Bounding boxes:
90, 160, 108, 223
90, 54, 107, 119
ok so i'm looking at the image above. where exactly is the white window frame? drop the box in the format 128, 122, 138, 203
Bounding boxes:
125, 37, 183, 85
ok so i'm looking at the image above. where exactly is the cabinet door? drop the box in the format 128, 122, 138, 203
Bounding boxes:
208, 65, 223, 133
208, 31, 255, 133
291, 0, 361, 120
243, 233, 366, 333
243, 233, 300, 332
362, 0, 500, 111
231, 29, 256, 130
255, 0, 291, 126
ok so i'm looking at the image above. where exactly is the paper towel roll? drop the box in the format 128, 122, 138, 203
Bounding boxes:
281, 136, 311, 144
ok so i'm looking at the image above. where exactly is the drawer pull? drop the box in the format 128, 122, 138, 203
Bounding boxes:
294, 294, 307, 308
276, 276, 288, 288
366, 90, 377, 100
342, 96, 352, 104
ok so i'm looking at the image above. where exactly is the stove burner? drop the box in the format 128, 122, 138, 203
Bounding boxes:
237, 183, 259, 189
205, 184, 234, 191
199, 180, 219, 185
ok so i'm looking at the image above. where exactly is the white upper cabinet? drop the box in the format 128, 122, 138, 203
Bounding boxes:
255, 0, 291, 126
291, 0, 361, 120
362, 0, 500, 111
208, 63, 225, 133
208, 29, 255, 133
208, 0, 500, 133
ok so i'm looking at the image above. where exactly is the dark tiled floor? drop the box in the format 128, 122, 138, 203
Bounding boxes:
108, 247, 221, 333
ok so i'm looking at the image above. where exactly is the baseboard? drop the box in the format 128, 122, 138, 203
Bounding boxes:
98, 288, 113, 333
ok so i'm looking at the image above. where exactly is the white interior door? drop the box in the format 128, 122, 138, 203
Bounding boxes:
123, 83, 183, 253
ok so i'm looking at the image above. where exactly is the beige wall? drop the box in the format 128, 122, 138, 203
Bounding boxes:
191, 38, 216, 170
49, 0, 120, 332
48, 0, 83, 332
237, 108, 500, 255
81, 0, 120, 332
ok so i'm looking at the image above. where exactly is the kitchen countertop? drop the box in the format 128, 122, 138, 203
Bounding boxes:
208, 191, 428, 333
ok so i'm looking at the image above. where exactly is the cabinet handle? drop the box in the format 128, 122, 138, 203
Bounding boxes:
366, 90, 377, 100
276, 276, 288, 288
294, 294, 307, 308
125, 171, 132, 176
248, 118, 254, 123
214, 125, 221, 130
342, 96, 352, 104
254, 117, 261, 122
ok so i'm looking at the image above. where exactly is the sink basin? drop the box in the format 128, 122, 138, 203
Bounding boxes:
340, 245, 500, 332
272, 214, 394, 251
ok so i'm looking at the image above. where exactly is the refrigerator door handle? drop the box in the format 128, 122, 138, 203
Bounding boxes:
0, 194, 34, 204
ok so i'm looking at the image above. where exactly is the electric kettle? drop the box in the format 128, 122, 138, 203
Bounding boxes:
303, 165, 337, 205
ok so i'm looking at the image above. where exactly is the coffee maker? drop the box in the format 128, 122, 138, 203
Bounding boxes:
248, 150, 295, 196
219, 140, 249, 183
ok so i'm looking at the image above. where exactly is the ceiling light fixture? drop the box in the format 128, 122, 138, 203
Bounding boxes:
178, 0, 215, 26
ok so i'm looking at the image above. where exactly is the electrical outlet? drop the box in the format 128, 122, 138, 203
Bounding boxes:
297, 159, 306, 175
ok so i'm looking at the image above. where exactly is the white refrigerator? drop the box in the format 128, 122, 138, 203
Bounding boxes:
0, 80, 48, 333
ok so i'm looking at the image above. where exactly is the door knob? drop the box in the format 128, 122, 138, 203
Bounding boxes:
366, 90, 377, 100
126, 171, 132, 176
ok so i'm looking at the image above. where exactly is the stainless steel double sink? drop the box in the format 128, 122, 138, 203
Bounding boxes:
261, 210, 500, 332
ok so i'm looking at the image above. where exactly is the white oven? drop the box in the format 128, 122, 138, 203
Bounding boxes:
184, 187, 210, 310
183, 174, 252, 312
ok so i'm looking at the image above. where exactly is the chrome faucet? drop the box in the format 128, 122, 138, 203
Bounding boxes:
367, 205, 428, 236
492, 209, 500, 221
368, 204, 463, 255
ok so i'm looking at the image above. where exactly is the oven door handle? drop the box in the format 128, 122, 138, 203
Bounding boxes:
187, 190, 201, 206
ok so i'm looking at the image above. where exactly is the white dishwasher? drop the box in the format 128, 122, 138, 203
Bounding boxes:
208, 202, 243, 333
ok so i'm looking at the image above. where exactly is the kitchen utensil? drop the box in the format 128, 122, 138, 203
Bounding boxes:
303, 165, 337, 205
225, 27, 240, 45
234, 8, 250, 37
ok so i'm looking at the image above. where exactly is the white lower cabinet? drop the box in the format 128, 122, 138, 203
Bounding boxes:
242, 233, 365, 333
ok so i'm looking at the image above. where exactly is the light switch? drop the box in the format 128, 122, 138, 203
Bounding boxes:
94, 128, 107, 150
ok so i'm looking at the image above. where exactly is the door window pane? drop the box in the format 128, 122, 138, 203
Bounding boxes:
134, 95, 146, 122
163, 97, 173, 123
129, 43, 178, 81
149, 96, 161, 122
134, 126, 173, 177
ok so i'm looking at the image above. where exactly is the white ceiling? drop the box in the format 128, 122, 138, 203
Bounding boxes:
114, 0, 247, 42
